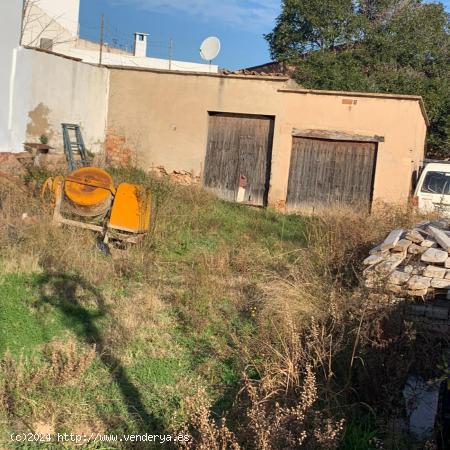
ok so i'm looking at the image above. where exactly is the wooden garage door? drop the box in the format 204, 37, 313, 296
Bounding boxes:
286, 137, 377, 211
204, 113, 274, 206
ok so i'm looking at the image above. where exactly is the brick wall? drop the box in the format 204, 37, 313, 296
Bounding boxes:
105, 129, 133, 167
104, 129, 201, 185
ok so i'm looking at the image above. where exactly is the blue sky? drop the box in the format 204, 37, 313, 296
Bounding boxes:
78, 0, 279, 70
79, 0, 450, 71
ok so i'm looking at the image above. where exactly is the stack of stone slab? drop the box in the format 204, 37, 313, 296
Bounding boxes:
364, 220, 450, 297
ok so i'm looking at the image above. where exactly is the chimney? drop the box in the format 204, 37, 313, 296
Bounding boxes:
133, 33, 148, 57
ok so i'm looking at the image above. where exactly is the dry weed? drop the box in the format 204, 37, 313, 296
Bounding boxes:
303, 204, 422, 278
103, 283, 162, 354
0, 352, 48, 417
179, 204, 437, 449
1, 176, 440, 448
244, 363, 344, 450
179, 362, 344, 450
0, 337, 96, 418
42, 337, 96, 385
178, 387, 241, 450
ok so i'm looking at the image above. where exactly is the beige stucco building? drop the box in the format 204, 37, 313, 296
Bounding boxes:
106, 67, 428, 211
1, 2, 428, 212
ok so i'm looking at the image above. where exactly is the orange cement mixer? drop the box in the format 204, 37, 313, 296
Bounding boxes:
42, 167, 152, 245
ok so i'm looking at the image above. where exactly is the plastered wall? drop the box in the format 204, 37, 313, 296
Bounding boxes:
107, 68, 427, 207
0, 0, 24, 151
0, 1, 108, 154
22, 50, 109, 153
274, 90, 427, 206
3, 48, 109, 154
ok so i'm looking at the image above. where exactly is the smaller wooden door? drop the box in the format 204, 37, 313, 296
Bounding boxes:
286, 137, 377, 211
204, 113, 274, 206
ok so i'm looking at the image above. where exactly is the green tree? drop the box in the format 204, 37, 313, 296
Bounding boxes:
266, 0, 450, 158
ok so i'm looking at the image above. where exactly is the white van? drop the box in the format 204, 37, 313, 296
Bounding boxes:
413, 162, 450, 216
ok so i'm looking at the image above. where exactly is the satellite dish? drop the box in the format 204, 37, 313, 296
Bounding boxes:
200, 36, 221, 61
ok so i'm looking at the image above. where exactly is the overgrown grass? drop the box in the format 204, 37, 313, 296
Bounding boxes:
0, 168, 444, 449
0, 274, 64, 356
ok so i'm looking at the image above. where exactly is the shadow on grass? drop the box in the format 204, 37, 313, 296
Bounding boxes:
34, 272, 167, 439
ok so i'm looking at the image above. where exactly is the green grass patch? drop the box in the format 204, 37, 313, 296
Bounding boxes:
0, 274, 68, 356
0, 271, 217, 438
157, 200, 308, 262
340, 414, 379, 450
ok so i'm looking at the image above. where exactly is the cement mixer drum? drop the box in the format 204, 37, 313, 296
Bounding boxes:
64, 167, 114, 217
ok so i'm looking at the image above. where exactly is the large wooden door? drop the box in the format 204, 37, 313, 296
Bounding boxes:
286, 137, 377, 211
204, 113, 274, 206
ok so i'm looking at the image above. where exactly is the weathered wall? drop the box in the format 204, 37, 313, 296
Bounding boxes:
2, 48, 109, 154
21, 49, 109, 153
107, 70, 288, 171
1, 34, 426, 208
1, 2, 106, 154
0, 0, 24, 151
107, 68, 427, 208
275, 89, 428, 207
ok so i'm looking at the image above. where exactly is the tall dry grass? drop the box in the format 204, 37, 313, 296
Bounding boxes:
0, 336, 96, 419
0, 172, 443, 448
176, 204, 444, 449
0, 178, 163, 285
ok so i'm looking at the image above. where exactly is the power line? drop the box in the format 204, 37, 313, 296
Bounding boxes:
99, 14, 104, 65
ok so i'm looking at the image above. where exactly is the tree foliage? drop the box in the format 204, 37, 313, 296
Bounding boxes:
266, 0, 450, 157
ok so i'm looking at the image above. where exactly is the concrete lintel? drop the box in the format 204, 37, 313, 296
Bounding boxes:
292, 128, 385, 143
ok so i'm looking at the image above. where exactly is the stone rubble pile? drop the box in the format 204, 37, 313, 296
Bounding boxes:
364, 220, 450, 297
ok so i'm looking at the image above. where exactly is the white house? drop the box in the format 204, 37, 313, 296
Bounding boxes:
21, 0, 218, 73
0, 0, 218, 152
21, 0, 80, 51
